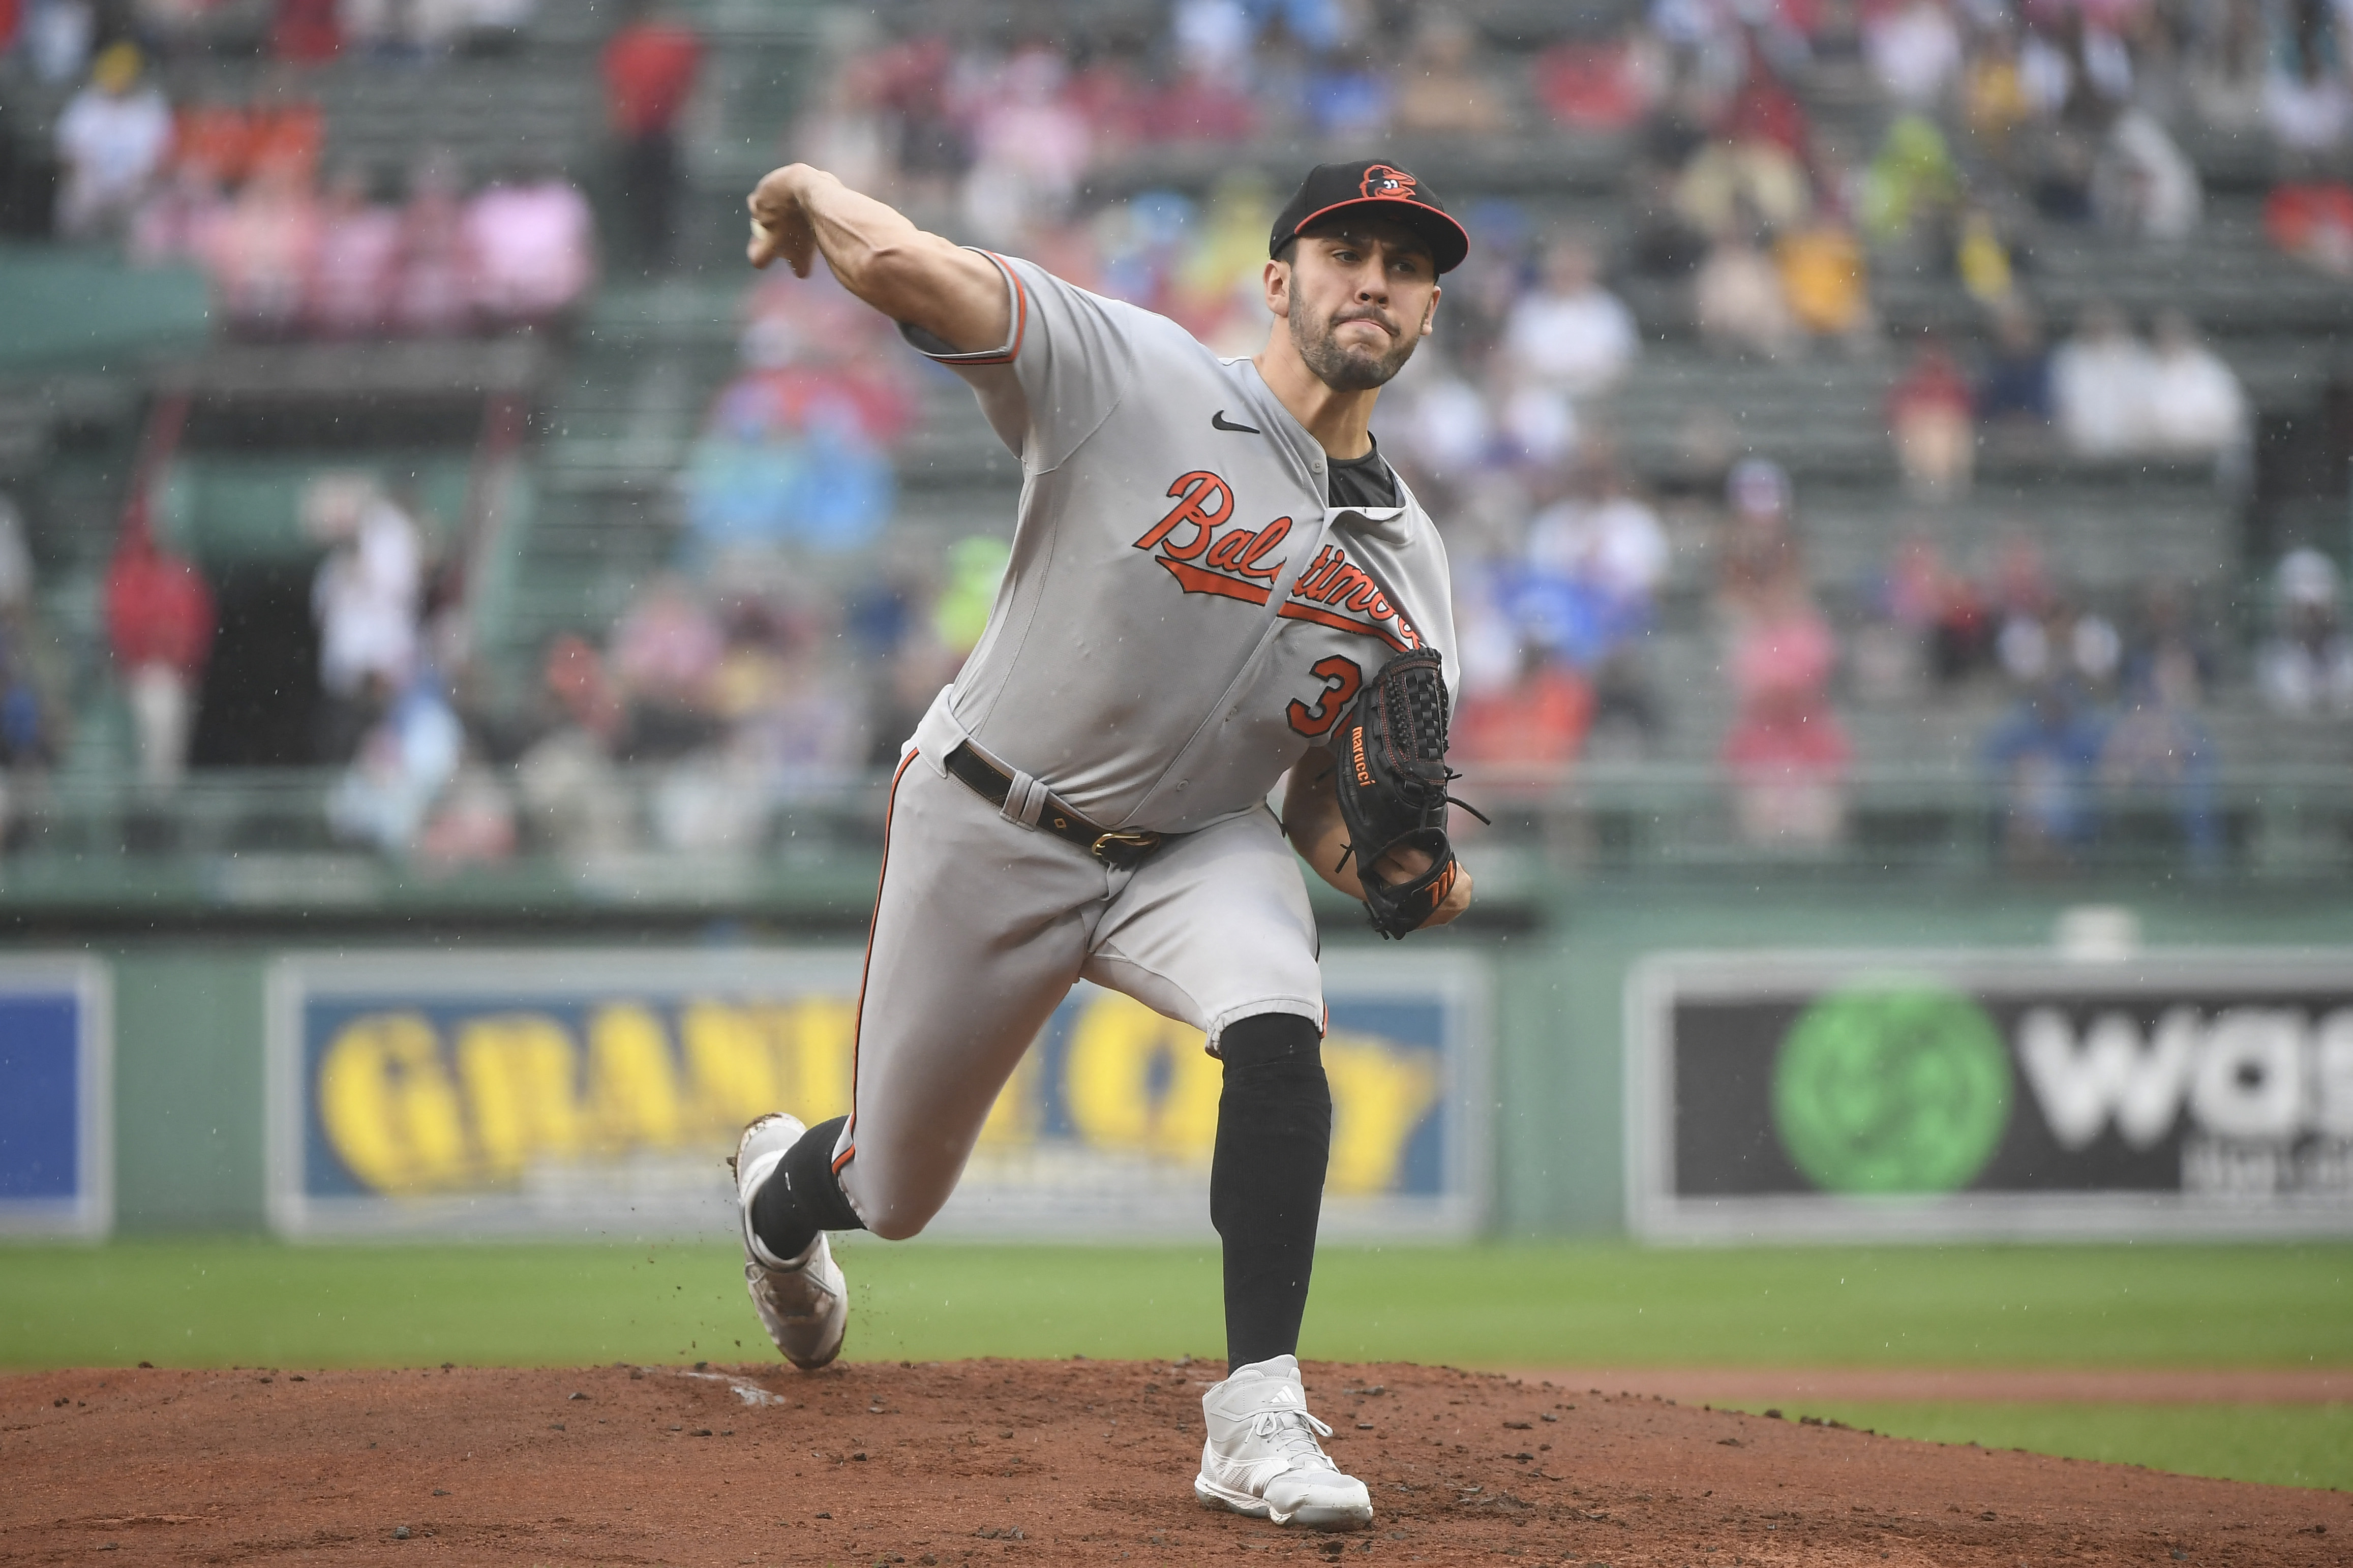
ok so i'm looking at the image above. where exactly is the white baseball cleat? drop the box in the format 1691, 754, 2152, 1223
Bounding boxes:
733, 1113, 848, 1371
1195, 1355, 1373, 1531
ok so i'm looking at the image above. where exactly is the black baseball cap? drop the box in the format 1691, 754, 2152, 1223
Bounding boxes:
1270, 160, 1469, 274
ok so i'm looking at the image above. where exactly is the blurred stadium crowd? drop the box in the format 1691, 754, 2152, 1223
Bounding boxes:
3, 0, 2352, 871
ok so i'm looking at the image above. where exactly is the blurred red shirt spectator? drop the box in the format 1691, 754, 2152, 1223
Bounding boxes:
1533, 34, 1661, 131
106, 530, 214, 674
603, 14, 703, 138
272, 0, 341, 64
1455, 657, 1596, 771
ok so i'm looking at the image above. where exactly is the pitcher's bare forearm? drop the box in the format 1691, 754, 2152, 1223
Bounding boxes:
746, 164, 1008, 354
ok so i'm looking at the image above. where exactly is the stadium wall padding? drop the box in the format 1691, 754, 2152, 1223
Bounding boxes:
112, 949, 271, 1233
80, 880, 2353, 1238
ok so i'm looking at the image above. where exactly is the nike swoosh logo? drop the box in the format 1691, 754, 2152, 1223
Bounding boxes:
1211, 410, 1261, 434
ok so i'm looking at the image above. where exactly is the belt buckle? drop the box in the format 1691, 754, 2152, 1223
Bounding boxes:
1091, 828, 1161, 868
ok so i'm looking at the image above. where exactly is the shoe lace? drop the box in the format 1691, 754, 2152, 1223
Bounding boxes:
1248, 1407, 1339, 1472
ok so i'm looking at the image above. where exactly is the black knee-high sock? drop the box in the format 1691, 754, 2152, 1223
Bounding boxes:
1211, 1012, 1332, 1370
749, 1115, 866, 1263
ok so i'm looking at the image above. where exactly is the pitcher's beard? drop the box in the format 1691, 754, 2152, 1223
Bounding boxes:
1292, 309, 1418, 392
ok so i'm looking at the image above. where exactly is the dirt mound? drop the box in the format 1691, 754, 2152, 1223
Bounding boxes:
5, 1359, 2344, 1564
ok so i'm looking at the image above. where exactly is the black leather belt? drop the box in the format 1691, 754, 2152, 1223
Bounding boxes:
944, 741, 1165, 869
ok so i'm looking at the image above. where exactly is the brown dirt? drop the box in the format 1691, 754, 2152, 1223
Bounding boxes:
3, 1359, 2345, 1567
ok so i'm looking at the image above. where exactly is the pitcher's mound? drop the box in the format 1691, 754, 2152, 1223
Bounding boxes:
6, 1359, 2344, 1564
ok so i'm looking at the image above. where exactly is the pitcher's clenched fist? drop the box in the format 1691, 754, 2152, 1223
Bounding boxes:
745, 164, 823, 273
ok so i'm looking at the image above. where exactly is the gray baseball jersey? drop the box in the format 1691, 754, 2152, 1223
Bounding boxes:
905, 251, 1458, 834
834, 250, 1459, 1236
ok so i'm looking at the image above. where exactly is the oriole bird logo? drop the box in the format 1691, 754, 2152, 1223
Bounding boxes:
1360, 165, 1419, 200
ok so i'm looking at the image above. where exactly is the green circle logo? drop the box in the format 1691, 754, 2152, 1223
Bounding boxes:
1771, 982, 2013, 1194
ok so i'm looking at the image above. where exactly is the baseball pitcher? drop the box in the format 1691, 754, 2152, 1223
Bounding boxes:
729, 157, 1475, 1533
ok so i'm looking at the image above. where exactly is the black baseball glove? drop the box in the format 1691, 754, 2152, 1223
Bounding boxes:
1329, 648, 1486, 940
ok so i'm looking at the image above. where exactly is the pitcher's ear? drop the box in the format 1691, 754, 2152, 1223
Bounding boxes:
1263, 257, 1294, 319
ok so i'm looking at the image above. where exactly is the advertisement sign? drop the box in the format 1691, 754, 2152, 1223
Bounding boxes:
1630, 950, 2353, 1240
0, 957, 111, 1238
268, 948, 1488, 1239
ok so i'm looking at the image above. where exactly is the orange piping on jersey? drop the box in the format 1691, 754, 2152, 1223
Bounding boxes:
1278, 598, 1417, 652
837, 747, 921, 1175
932, 251, 1029, 367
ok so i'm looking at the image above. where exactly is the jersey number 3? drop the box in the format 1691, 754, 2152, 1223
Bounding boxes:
1286, 655, 1364, 738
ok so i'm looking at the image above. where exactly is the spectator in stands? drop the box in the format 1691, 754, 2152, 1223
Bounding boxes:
2263, 176, 2353, 274
22, 0, 94, 84
609, 574, 724, 758
1533, 23, 1666, 131
601, 0, 701, 273
206, 159, 320, 337
1860, 114, 1958, 247
2051, 300, 2152, 457
306, 165, 400, 336
1976, 303, 2054, 435
516, 633, 634, 856
270, 0, 339, 64
1721, 584, 1851, 848
2141, 311, 2246, 455
308, 476, 425, 761
1305, 42, 1395, 139
1983, 678, 2107, 862
2091, 112, 2201, 241
1396, 10, 1505, 134
1886, 333, 1976, 498
2257, 547, 2353, 716
392, 154, 473, 334
129, 162, 226, 268
1775, 218, 1872, 345
2122, 581, 2217, 701
1498, 372, 1580, 475
1676, 134, 1811, 237
683, 275, 909, 561
463, 163, 596, 328
1953, 205, 2020, 308
1523, 460, 1671, 660
0, 503, 58, 816
1624, 163, 1709, 280
2265, 0, 2351, 157
958, 46, 1092, 250
327, 668, 464, 855
2187, 0, 2270, 134
1716, 457, 1803, 615
414, 754, 518, 866
718, 598, 867, 793
53, 41, 172, 238
2102, 643, 2221, 868
1871, 0, 1965, 107
1694, 226, 1798, 358
1453, 645, 1595, 775
1503, 237, 1640, 401
104, 515, 213, 793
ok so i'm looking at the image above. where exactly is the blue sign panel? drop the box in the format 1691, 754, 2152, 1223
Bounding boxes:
0, 960, 111, 1236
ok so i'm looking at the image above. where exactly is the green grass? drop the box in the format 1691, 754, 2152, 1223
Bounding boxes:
1, 1239, 2346, 1371
1709, 1401, 2353, 1493
4, 1240, 2343, 1492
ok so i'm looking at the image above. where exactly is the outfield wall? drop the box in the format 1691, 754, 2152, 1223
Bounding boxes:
22, 874, 2353, 1238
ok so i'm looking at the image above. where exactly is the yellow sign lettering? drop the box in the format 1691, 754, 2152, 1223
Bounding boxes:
457, 1013, 584, 1183
318, 1012, 471, 1195
1322, 1031, 1441, 1195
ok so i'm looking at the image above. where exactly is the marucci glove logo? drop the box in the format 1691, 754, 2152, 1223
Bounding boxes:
1133, 470, 1425, 652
